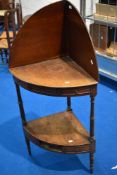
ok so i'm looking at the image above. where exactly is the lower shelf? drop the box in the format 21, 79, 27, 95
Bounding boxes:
24, 111, 95, 154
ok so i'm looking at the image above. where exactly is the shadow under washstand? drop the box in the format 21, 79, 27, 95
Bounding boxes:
0, 113, 39, 158
31, 150, 89, 173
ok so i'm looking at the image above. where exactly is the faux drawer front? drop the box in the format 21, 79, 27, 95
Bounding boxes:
90, 24, 108, 50
90, 24, 99, 48
100, 25, 108, 50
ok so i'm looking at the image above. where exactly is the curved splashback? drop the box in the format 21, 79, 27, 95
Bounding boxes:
9, 0, 98, 81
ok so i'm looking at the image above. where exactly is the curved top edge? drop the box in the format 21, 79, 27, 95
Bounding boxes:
9, 0, 99, 83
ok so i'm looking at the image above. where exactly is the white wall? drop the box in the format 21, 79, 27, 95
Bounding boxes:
18, 0, 100, 18
20, 0, 80, 17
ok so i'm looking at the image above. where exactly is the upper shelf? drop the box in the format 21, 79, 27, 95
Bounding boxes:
9, 0, 98, 93
10, 56, 97, 88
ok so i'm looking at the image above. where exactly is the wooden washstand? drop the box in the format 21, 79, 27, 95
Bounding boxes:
9, 0, 99, 173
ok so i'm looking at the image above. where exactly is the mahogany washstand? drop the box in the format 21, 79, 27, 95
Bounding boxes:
9, 1, 99, 173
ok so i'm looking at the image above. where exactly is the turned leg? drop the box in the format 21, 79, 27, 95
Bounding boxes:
67, 96, 72, 111
90, 94, 95, 173
14, 81, 31, 155
4, 49, 8, 63
90, 153, 94, 174
25, 136, 31, 155
1, 49, 4, 63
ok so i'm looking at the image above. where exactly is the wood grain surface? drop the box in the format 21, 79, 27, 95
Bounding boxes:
10, 1, 98, 171
24, 111, 90, 146
9, 1, 98, 82
11, 57, 97, 88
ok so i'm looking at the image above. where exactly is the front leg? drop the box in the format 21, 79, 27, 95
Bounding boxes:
90, 94, 96, 173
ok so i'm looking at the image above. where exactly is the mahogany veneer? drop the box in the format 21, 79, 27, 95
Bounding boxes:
9, 0, 99, 173
11, 57, 97, 88
24, 111, 95, 154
